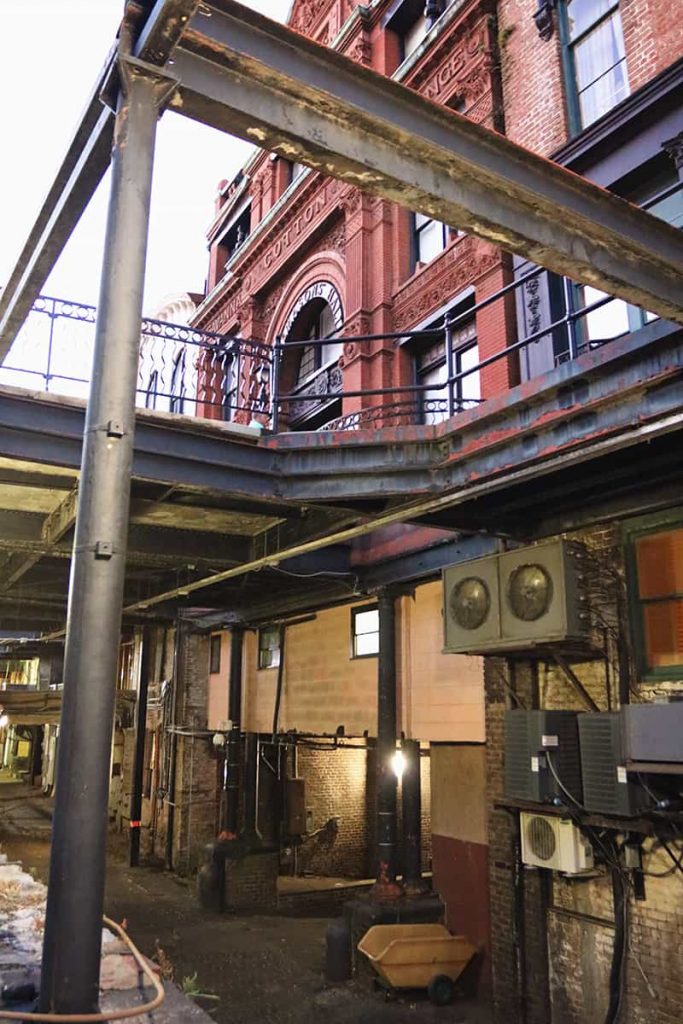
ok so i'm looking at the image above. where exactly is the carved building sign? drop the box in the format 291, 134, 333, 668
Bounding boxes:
282, 280, 344, 340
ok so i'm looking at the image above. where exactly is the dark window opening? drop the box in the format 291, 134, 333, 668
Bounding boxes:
170, 351, 187, 414
217, 204, 252, 270
145, 370, 158, 410
209, 634, 222, 675
411, 302, 479, 424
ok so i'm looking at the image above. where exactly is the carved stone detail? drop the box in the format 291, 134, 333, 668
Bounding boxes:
662, 132, 683, 170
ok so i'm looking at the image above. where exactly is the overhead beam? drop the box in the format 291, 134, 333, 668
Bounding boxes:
171, 1, 683, 322
0, 486, 79, 591
0, 0, 200, 358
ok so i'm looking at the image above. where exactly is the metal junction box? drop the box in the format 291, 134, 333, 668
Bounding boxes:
504, 709, 583, 804
621, 703, 683, 770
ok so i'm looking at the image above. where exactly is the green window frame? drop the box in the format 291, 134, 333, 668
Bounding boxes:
625, 514, 683, 682
558, 0, 629, 135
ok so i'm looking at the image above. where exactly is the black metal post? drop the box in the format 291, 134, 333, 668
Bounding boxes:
271, 336, 281, 433
223, 626, 244, 836
129, 626, 152, 867
372, 589, 402, 899
445, 314, 455, 418
401, 737, 426, 895
39, 58, 176, 1015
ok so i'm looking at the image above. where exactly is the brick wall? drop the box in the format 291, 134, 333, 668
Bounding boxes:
225, 852, 279, 912
487, 523, 683, 1024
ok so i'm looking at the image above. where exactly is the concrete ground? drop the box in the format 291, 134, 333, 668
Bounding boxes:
0, 782, 492, 1024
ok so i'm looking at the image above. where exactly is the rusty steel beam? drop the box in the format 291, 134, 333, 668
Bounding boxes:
0, 486, 79, 591
170, 1, 683, 323
0, 0, 200, 360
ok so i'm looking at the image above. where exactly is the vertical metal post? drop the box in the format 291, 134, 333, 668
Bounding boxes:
271, 336, 281, 433
445, 314, 455, 418
401, 737, 426, 895
223, 626, 244, 836
39, 58, 177, 1015
129, 626, 152, 867
372, 589, 402, 899
45, 298, 57, 393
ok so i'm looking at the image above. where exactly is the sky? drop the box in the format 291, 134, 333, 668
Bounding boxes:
0, 1, 291, 316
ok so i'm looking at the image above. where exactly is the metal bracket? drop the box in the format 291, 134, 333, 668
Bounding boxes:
106, 420, 124, 438
102, 54, 180, 115
533, 0, 556, 40
94, 541, 114, 560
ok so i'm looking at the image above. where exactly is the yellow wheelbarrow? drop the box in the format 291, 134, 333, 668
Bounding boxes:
358, 923, 476, 1006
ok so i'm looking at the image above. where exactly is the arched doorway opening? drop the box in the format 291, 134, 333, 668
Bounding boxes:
279, 282, 344, 431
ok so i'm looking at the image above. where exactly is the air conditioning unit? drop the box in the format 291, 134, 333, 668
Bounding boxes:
578, 712, 652, 817
443, 540, 591, 654
505, 709, 583, 803
621, 702, 683, 770
520, 812, 594, 874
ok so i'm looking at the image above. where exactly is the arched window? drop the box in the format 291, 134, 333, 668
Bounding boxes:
170, 351, 186, 414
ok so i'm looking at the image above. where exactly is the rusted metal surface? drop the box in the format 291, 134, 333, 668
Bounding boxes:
171, 1, 683, 323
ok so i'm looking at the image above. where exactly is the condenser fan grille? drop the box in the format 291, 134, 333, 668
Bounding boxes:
507, 563, 553, 622
449, 576, 491, 630
526, 816, 557, 861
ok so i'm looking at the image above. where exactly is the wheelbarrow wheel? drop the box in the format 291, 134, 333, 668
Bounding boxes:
427, 974, 456, 1007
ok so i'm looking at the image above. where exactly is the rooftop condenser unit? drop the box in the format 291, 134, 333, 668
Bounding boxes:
443, 540, 592, 654
504, 709, 583, 804
578, 712, 652, 817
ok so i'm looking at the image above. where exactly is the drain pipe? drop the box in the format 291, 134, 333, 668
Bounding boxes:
165, 616, 184, 871
372, 588, 402, 900
222, 626, 244, 836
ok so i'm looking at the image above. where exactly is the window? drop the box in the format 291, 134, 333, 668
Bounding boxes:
413, 213, 449, 268
387, 0, 448, 63
209, 634, 222, 675
403, 12, 428, 59
415, 316, 479, 424
290, 161, 306, 185
145, 370, 158, 410
170, 351, 186, 414
574, 168, 683, 348
217, 203, 252, 270
629, 523, 683, 679
258, 626, 281, 669
295, 302, 341, 387
352, 605, 379, 658
561, 0, 629, 130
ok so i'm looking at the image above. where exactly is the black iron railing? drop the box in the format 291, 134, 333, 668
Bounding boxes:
1, 182, 677, 432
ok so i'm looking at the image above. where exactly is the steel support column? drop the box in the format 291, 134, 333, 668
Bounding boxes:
39, 58, 177, 1014
372, 589, 402, 900
223, 626, 244, 836
129, 626, 153, 868
401, 737, 427, 896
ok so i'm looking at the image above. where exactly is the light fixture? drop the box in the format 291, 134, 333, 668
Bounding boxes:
392, 749, 405, 780
0, 714, 8, 729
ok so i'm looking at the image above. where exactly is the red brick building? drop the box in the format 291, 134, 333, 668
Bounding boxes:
159, 1, 682, 1021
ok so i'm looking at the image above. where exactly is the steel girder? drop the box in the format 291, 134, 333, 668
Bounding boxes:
0, 0, 201, 360
2, 0, 682, 361
170, 1, 683, 323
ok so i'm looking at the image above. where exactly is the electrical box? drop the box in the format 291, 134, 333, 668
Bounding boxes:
578, 712, 651, 817
286, 778, 306, 836
443, 540, 592, 654
520, 812, 594, 874
621, 703, 683, 769
504, 709, 583, 804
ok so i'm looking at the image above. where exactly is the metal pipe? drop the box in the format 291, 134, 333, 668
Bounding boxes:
39, 58, 175, 1017
445, 315, 455, 419
271, 624, 286, 741
401, 737, 426, 895
372, 589, 402, 899
165, 616, 184, 870
223, 626, 244, 835
271, 337, 281, 434
129, 626, 152, 867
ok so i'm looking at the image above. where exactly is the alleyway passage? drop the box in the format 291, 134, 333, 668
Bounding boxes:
0, 786, 491, 1024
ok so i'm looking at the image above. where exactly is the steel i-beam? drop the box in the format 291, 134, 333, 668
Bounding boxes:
38, 56, 178, 1015
170, 0, 683, 323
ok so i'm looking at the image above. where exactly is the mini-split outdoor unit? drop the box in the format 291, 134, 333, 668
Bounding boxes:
442, 540, 591, 655
520, 812, 594, 874
504, 709, 583, 803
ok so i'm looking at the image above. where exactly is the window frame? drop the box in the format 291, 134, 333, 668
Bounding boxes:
412, 213, 450, 270
258, 626, 281, 670
558, 0, 629, 136
209, 634, 222, 675
351, 604, 380, 659
413, 310, 479, 424
625, 512, 683, 682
